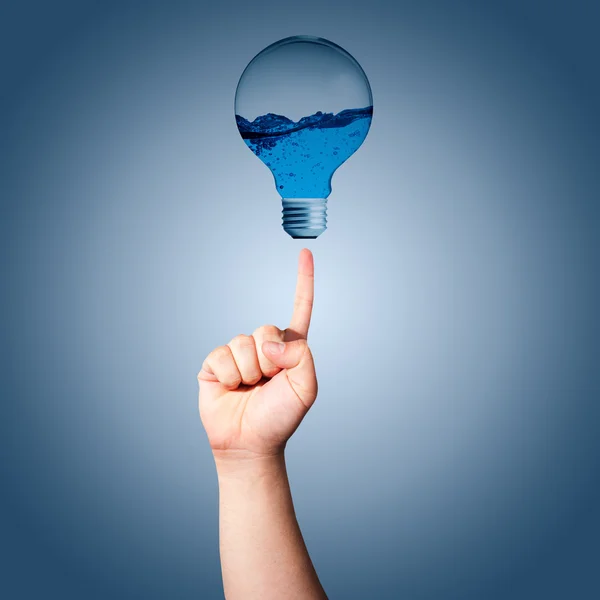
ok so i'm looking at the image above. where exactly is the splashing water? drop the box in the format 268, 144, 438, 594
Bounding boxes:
236, 106, 373, 197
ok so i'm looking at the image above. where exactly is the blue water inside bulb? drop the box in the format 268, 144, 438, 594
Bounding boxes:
236, 106, 373, 198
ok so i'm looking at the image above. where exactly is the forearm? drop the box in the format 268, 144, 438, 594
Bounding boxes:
215, 452, 327, 600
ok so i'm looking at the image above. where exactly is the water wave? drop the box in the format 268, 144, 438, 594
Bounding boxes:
236, 106, 373, 139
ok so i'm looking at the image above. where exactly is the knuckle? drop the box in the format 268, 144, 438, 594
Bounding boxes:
211, 345, 231, 362
295, 339, 309, 353
254, 324, 281, 339
230, 334, 254, 350
295, 294, 313, 307
298, 341, 313, 365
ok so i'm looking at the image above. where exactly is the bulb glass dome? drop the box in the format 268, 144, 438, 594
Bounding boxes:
235, 36, 373, 238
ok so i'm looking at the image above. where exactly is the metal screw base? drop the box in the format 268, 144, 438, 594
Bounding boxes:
281, 198, 328, 239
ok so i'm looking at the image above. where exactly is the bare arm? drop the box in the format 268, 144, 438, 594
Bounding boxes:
198, 249, 327, 600
216, 454, 326, 599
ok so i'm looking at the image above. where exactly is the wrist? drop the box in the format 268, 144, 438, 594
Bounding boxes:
213, 449, 287, 482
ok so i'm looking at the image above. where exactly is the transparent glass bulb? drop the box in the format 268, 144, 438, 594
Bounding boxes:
235, 35, 373, 239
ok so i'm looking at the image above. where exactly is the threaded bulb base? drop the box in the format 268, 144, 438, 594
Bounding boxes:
281, 198, 328, 239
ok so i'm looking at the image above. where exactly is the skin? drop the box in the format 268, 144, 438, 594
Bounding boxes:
198, 248, 327, 600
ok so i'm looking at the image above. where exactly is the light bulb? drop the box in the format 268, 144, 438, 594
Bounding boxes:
235, 35, 373, 239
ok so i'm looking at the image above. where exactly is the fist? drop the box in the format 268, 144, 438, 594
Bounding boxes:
198, 249, 317, 458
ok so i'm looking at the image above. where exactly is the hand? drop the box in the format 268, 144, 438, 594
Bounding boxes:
198, 249, 317, 460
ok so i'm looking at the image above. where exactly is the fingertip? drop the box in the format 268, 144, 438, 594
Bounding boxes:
261, 363, 282, 379
220, 373, 242, 390
246, 372, 263, 386
299, 248, 314, 274
198, 367, 218, 382
224, 381, 242, 391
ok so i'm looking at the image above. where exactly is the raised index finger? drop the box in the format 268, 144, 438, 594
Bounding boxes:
287, 248, 314, 340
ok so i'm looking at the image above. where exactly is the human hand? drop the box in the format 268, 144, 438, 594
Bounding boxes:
198, 249, 317, 462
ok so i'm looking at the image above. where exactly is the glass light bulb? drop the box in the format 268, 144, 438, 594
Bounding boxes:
235, 35, 373, 239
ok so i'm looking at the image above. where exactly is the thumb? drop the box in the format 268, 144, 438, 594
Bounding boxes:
262, 339, 317, 407
262, 339, 308, 369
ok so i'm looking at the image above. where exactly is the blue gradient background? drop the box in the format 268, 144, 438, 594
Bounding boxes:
1, 1, 599, 598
